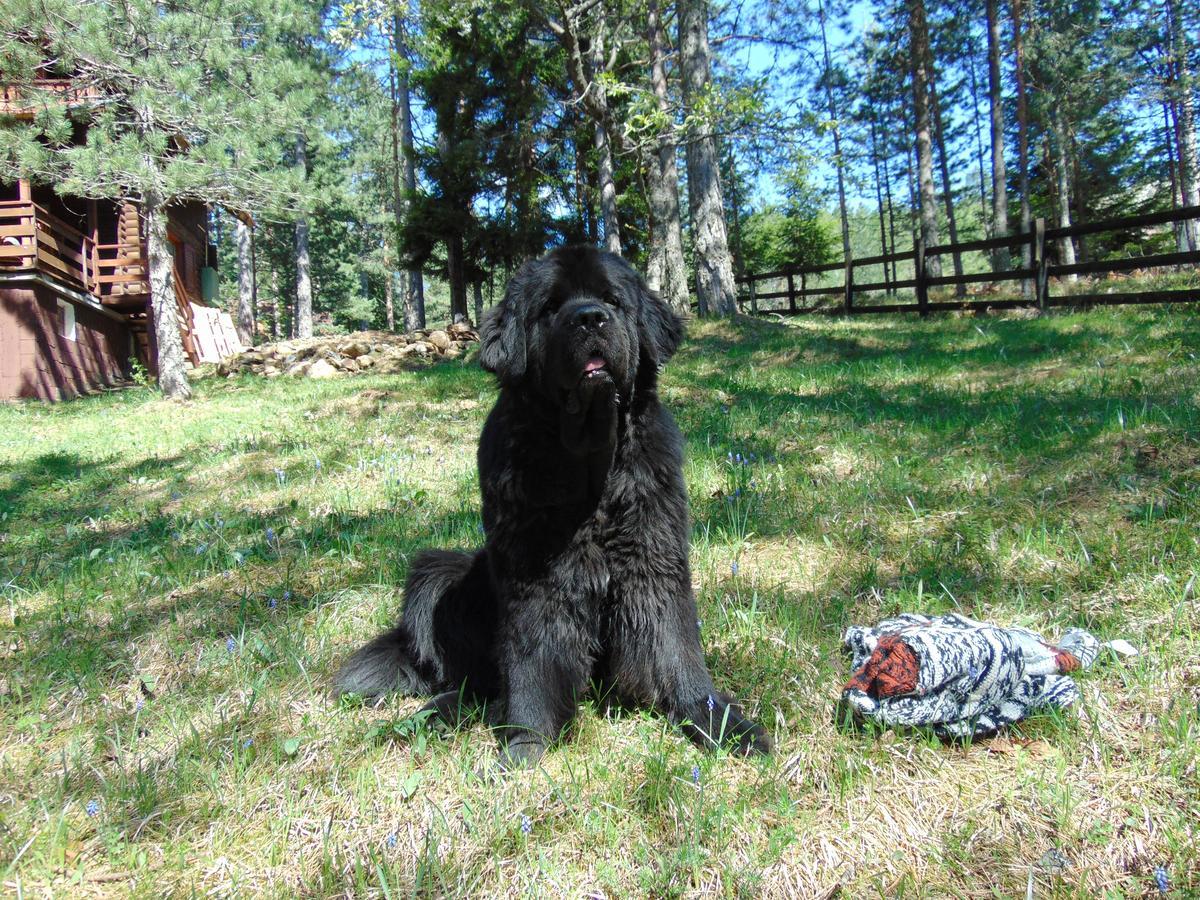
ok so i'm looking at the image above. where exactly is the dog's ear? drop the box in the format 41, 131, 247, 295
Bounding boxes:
479, 294, 527, 381
638, 283, 684, 369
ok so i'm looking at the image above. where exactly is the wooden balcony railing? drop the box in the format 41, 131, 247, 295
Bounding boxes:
0, 199, 148, 300
0, 79, 103, 116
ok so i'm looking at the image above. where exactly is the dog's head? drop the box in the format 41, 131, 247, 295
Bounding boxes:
479, 246, 683, 404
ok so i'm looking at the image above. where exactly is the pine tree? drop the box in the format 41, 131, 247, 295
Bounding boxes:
0, 0, 311, 397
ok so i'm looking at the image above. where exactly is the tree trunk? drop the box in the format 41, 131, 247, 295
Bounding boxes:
1167, 0, 1198, 250
966, 41, 989, 235
384, 269, 395, 331
574, 115, 595, 242
869, 115, 892, 289
727, 147, 745, 279
145, 194, 191, 400
929, 74, 964, 294
235, 216, 255, 346
589, 9, 622, 256
907, 0, 942, 277
269, 265, 281, 340
1071, 133, 1087, 263
294, 134, 313, 339
394, 10, 426, 329
986, 0, 1009, 270
474, 279, 483, 326
596, 122, 622, 255
681, 0, 738, 317
645, 148, 665, 292
1050, 101, 1077, 279
447, 230, 467, 322
818, 0, 851, 264
647, 0, 690, 315
1012, 0, 1033, 296
882, 127, 899, 296
1164, 102, 1186, 252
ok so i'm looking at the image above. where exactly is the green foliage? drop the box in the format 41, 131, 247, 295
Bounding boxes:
0, 0, 312, 215
741, 153, 836, 272
741, 206, 835, 272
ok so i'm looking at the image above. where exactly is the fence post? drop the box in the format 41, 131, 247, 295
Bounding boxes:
1034, 217, 1048, 312
749, 277, 757, 315
843, 250, 854, 314
788, 272, 797, 313
915, 234, 929, 317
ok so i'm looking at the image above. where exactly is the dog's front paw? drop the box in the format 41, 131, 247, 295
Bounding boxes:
680, 694, 772, 756
496, 736, 547, 771
729, 716, 772, 756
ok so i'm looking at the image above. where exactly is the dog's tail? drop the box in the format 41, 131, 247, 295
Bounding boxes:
333, 550, 476, 699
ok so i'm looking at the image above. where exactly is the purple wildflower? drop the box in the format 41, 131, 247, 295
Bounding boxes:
243, 738, 253, 749
226, 636, 236, 653
195, 543, 207, 556
691, 765, 701, 786
520, 815, 532, 835
265, 527, 276, 543
268, 597, 278, 610
706, 695, 716, 713
86, 799, 99, 817
1154, 866, 1169, 894
386, 833, 398, 849
283, 590, 292, 601
731, 561, 739, 576
135, 697, 144, 712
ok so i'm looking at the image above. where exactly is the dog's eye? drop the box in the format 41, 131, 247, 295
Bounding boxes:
603, 294, 619, 308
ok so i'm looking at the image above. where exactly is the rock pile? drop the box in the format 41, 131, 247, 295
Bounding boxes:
214, 323, 479, 379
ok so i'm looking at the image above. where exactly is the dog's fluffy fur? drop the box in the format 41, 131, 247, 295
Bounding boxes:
334, 246, 770, 766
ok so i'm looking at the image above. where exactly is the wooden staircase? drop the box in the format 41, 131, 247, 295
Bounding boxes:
172, 262, 201, 365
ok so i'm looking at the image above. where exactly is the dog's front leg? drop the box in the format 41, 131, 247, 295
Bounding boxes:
493, 588, 594, 770
607, 572, 772, 756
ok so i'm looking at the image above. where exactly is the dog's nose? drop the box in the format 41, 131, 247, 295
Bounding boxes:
572, 303, 609, 330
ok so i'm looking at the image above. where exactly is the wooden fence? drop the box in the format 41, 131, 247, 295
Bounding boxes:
737, 205, 1200, 316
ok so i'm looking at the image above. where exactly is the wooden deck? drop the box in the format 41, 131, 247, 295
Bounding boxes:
0, 79, 102, 118
0, 198, 150, 303
0, 197, 215, 366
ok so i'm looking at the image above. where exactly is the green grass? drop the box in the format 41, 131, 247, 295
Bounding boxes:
1, 306, 1198, 896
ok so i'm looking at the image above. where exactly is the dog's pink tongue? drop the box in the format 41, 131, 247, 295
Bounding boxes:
584, 356, 606, 373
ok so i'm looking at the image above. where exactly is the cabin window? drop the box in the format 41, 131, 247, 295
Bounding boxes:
58, 299, 76, 342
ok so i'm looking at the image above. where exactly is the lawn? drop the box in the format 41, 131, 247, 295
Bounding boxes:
1, 306, 1197, 897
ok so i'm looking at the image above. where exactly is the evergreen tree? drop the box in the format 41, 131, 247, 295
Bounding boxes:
0, 0, 310, 397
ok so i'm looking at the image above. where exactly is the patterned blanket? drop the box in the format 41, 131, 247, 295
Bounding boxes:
839, 613, 1134, 740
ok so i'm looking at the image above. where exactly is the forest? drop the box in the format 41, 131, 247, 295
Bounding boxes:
2, 0, 1196, 365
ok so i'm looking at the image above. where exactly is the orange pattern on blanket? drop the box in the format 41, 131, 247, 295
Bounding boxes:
1054, 649, 1081, 672
843, 635, 920, 699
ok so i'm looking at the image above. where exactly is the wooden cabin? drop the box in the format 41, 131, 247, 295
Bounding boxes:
0, 76, 238, 401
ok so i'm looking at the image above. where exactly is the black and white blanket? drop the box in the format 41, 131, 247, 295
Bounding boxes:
840, 613, 1134, 740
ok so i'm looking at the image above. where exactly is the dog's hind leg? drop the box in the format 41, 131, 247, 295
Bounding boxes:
333, 549, 478, 699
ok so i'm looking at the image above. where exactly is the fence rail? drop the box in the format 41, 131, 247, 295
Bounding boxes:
737, 205, 1200, 316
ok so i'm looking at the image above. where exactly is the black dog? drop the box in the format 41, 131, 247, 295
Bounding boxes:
334, 246, 770, 767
